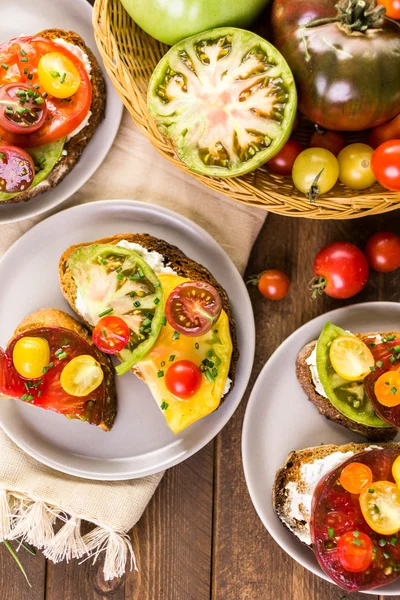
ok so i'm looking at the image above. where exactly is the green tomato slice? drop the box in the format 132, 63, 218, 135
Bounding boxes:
67, 244, 164, 376
0, 138, 65, 202
147, 27, 297, 178
316, 321, 390, 428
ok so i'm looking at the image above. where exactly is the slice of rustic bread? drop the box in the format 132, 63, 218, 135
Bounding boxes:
59, 233, 239, 399
5, 29, 106, 204
296, 333, 398, 441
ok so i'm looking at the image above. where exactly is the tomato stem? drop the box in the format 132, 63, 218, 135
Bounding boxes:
307, 168, 325, 204
305, 0, 386, 33
309, 276, 327, 299
246, 275, 260, 286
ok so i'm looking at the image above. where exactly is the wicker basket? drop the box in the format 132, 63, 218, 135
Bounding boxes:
93, 0, 400, 220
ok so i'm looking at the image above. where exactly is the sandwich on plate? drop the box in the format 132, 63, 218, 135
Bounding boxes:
274, 443, 400, 592
0, 309, 116, 430
0, 28, 105, 203
59, 233, 239, 434
296, 321, 400, 441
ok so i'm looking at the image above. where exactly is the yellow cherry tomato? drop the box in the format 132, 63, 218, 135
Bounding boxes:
329, 336, 375, 381
338, 143, 376, 191
38, 52, 81, 99
375, 371, 400, 407
292, 148, 339, 198
13, 336, 50, 379
60, 355, 104, 397
359, 481, 400, 535
392, 456, 400, 488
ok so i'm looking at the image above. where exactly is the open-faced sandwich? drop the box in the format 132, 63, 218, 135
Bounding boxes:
296, 322, 400, 441
59, 233, 238, 434
274, 443, 400, 592
0, 29, 105, 203
0, 309, 116, 430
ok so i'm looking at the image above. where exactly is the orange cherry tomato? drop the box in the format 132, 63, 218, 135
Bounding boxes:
339, 462, 373, 495
250, 269, 290, 301
374, 371, 400, 407
377, 0, 400, 19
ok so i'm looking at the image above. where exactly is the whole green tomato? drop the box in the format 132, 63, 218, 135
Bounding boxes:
120, 0, 270, 45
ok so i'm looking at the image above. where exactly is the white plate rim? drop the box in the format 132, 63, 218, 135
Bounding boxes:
242, 301, 400, 595
0, 199, 255, 479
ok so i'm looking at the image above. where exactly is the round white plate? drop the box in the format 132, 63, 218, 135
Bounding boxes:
0, 0, 122, 224
0, 200, 254, 480
242, 302, 400, 596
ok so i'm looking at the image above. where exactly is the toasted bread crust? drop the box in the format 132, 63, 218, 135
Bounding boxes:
58, 233, 239, 399
273, 442, 400, 547
296, 335, 398, 441
9, 308, 116, 431
3, 29, 106, 204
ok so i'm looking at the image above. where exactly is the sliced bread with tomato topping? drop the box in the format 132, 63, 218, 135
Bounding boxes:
58, 233, 239, 404
0, 308, 116, 430
0, 28, 105, 204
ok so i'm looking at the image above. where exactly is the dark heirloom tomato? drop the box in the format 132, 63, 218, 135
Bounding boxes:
0, 145, 35, 193
147, 27, 297, 177
364, 336, 400, 426
271, 0, 400, 131
0, 83, 47, 134
165, 281, 222, 336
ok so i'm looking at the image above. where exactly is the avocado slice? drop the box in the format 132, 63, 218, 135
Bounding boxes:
68, 243, 164, 376
316, 322, 391, 429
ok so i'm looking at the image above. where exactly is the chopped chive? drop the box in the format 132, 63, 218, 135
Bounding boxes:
207, 350, 213, 358
138, 268, 144, 278
116, 267, 122, 273
172, 331, 180, 340
60, 72, 66, 84
55, 348, 63, 357
34, 97, 44, 105
390, 355, 396, 364
157, 370, 164, 378
39, 156, 46, 165
101, 258, 107, 265
98, 307, 113, 317
374, 505, 381, 514
154, 297, 160, 305
130, 291, 136, 298
161, 316, 167, 326
369, 366, 376, 371
48, 362, 54, 369
16, 107, 24, 115
160, 401, 168, 410
42, 366, 48, 374
353, 539, 362, 547
393, 345, 400, 353
142, 318, 152, 327
154, 282, 161, 287
116, 273, 125, 281
24, 381, 30, 391
368, 488, 375, 493
369, 342, 375, 347
1, 63, 9, 70
57, 352, 67, 360
376, 360, 383, 368
328, 527, 334, 539
27, 73, 33, 80
379, 537, 386, 546
20, 57, 28, 62
102, 330, 106, 338
169, 354, 175, 362
5, 109, 13, 115
134, 301, 141, 308
205, 369, 215, 383
353, 530, 360, 538
0, 153, 4, 160
51, 70, 60, 78
386, 335, 396, 341
383, 551, 391, 559
391, 386, 398, 395
391, 537, 397, 546
212, 367, 218, 378
37, 390, 42, 398
21, 49, 27, 57
33, 84, 40, 90
23, 67, 28, 74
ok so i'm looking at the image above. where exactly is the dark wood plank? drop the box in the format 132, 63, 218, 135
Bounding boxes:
212, 211, 400, 600
0, 540, 46, 600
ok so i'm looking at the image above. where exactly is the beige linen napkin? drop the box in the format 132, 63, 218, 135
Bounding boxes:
0, 111, 266, 579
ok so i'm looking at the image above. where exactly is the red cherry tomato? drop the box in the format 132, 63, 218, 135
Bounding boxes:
368, 114, 400, 149
0, 84, 48, 134
253, 269, 290, 301
0, 144, 35, 193
309, 128, 346, 157
371, 140, 400, 191
312, 242, 369, 299
377, 0, 400, 18
365, 232, 400, 273
267, 139, 303, 176
165, 360, 202, 399
92, 316, 130, 354
165, 281, 222, 337
337, 531, 373, 573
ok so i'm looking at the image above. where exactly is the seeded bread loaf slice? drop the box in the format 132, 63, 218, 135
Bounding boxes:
4, 308, 116, 431
4, 28, 106, 204
296, 334, 398, 442
58, 233, 239, 397
273, 442, 400, 547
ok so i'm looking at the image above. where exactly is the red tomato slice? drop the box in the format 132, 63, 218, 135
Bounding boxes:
165, 281, 222, 337
92, 316, 130, 354
165, 360, 202, 399
0, 36, 92, 147
0, 83, 47, 134
0, 144, 35, 193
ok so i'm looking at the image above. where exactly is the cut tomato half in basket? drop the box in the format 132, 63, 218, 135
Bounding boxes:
147, 27, 297, 178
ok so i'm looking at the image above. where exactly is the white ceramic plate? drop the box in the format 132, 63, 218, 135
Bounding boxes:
242, 302, 400, 596
0, 200, 254, 480
0, 0, 122, 224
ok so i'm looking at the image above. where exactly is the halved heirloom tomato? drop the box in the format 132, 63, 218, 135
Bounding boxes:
147, 27, 297, 177
364, 337, 400, 426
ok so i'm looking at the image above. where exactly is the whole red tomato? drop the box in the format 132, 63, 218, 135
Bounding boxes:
377, 0, 400, 19
365, 232, 400, 272
368, 114, 400, 148
371, 140, 400, 191
271, 0, 400, 131
267, 139, 303, 176
309, 128, 346, 156
312, 242, 369, 299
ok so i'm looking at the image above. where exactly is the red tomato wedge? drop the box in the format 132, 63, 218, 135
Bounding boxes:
0, 36, 91, 147
0, 327, 105, 424
364, 336, 400, 426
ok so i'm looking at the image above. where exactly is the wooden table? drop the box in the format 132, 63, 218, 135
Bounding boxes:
2, 209, 400, 600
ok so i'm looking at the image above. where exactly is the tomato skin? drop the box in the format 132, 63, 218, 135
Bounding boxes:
337, 531, 373, 573
309, 128, 345, 156
313, 242, 369, 299
337, 143, 376, 191
339, 462, 373, 495
271, 0, 400, 130
267, 139, 303, 176
371, 140, 400, 191
0, 144, 35, 193
92, 316, 130, 354
365, 231, 400, 273
377, 0, 400, 18
256, 270, 290, 301
165, 281, 222, 337
292, 148, 339, 197
165, 360, 202, 399
0, 83, 48, 134
368, 114, 400, 149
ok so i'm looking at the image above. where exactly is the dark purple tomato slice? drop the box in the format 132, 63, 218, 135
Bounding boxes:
0, 83, 48, 134
165, 281, 222, 337
0, 144, 35, 193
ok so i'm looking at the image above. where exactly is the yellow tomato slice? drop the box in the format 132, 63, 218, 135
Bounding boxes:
329, 335, 375, 381
38, 52, 81, 99
60, 355, 104, 397
13, 336, 50, 379
393, 456, 400, 488
359, 481, 400, 535
375, 371, 400, 407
